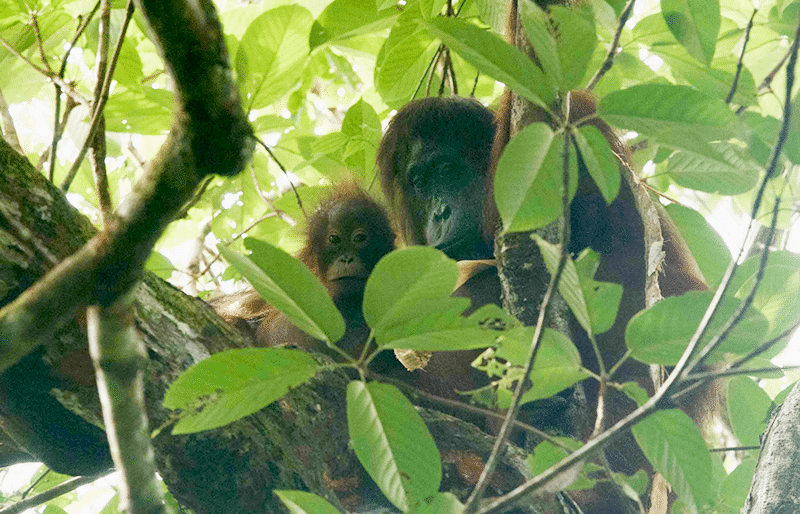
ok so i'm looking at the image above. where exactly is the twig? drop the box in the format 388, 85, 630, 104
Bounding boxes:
371, 372, 570, 450
464, 123, 573, 514
472, 16, 800, 513
726, 9, 757, 104
48, 1, 101, 180
757, 45, 791, 94
683, 365, 799, 383
60, 0, 134, 192
196, 211, 281, 279
586, 0, 635, 91
709, 446, 760, 453
0, 35, 90, 107
252, 135, 304, 219
0, 473, 109, 514
90, 0, 113, 225
40, 96, 77, 172
249, 163, 298, 226
30, 14, 53, 73
690, 196, 780, 373
0, 89, 23, 154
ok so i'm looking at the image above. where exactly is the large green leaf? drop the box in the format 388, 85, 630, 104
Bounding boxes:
341, 99, 382, 178
376, 28, 438, 107
665, 205, 731, 288
632, 410, 714, 513
426, 17, 555, 108
275, 491, 341, 514
236, 5, 312, 110
661, 0, 720, 65
726, 377, 772, 447
732, 252, 800, 342
574, 125, 620, 204
219, 239, 345, 343
164, 349, 318, 434
550, 5, 597, 89
309, 0, 398, 49
364, 247, 508, 350
574, 251, 622, 334
599, 84, 738, 159
104, 89, 173, 135
626, 291, 769, 365
495, 327, 588, 403
666, 143, 761, 195
535, 236, 591, 336
494, 123, 555, 230
518, 0, 562, 89
347, 381, 441, 511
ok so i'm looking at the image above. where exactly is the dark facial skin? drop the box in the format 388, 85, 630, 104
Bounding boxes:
404, 140, 491, 260
378, 97, 497, 262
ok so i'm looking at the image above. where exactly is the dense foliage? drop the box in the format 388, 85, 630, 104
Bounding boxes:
0, 0, 799, 513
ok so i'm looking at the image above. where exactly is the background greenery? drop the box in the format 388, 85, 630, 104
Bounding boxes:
0, 0, 799, 512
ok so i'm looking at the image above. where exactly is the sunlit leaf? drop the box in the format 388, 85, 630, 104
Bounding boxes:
275, 490, 341, 514
165, 349, 318, 434
426, 17, 555, 108
632, 410, 714, 513
219, 239, 345, 343
626, 291, 769, 365
236, 5, 312, 109
662, 0, 720, 65
347, 381, 441, 511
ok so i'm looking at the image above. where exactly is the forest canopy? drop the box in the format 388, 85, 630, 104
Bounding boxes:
0, 0, 799, 513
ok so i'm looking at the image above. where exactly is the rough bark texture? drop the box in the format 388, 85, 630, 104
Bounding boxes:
744, 380, 800, 514
0, 137, 569, 513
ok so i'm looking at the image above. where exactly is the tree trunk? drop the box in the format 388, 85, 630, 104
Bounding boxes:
743, 380, 800, 514
0, 136, 569, 513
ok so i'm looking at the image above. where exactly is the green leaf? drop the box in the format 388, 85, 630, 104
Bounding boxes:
364, 247, 456, 324
341, 99, 382, 177
625, 291, 769, 366
347, 381, 441, 511
661, 0, 720, 65
731, 251, 800, 342
718, 459, 757, 514
574, 125, 621, 203
599, 84, 738, 159
364, 248, 507, 350
574, 250, 622, 334
218, 239, 345, 343
727, 377, 772, 447
418, 0, 447, 19
407, 493, 464, 514
518, 1, 562, 89
309, 0, 398, 49
275, 490, 341, 514
495, 126, 579, 232
526, 438, 596, 490
534, 235, 592, 336
550, 5, 597, 89
666, 143, 761, 195
165, 348, 318, 434
236, 5, 312, 110
632, 410, 713, 513
144, 251, 173, 280
664, 205, 731, 288
426, 17, 555, 108
495, 327, 588, 402
495, 123, 555, 230
376, 28, 438, 107
104, 89, 172, 135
